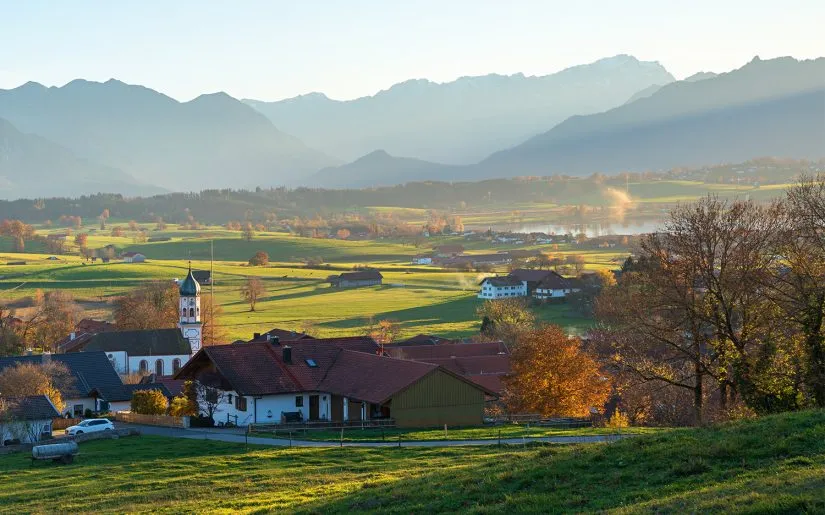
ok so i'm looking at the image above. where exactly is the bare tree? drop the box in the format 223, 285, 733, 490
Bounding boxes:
240, 277, 265, 312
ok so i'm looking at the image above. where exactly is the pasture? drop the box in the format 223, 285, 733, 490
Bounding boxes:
0, 410, 822, 513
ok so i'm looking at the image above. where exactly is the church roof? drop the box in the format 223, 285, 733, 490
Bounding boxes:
81, 329, 191, 356
179, 268, 201, 296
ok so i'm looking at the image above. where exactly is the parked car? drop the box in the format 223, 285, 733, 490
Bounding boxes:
65, 419, 114, 435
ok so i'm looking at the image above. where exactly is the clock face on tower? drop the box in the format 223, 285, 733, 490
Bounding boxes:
185, 328, 201, 351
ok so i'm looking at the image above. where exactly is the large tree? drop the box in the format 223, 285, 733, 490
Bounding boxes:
504, 325, 610, 417
0, 361, 75, 414
115, 281, 225, 345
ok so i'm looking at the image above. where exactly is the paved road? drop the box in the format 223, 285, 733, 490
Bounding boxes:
116, 423, 632, 447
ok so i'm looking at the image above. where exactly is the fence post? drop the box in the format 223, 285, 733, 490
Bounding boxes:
398, 433, 401, 448
340, 427, 344, 448
289, 432, 292, 448
444, 424, 447, 441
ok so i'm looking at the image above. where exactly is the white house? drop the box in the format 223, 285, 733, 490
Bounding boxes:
477, 277, 528, 299
175, 337, 495, 428
411, 255, 433, 265
0, 353, 131, 418
0, 396, 60, 444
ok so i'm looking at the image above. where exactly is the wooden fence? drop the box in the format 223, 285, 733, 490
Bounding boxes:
250, 418, 396, 433
52, 418, 82, 430
115, 412, 190, 428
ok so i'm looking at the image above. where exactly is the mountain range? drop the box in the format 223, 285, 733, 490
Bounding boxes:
245, 55, 674, 164
0, 80, 335, 194
0, 55, 821, 198
314, 56, 825, 187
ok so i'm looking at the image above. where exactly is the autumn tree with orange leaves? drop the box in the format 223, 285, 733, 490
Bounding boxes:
504, 325, 610, 417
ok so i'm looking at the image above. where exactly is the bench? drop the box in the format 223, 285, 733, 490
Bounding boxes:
281, 411, 303, 424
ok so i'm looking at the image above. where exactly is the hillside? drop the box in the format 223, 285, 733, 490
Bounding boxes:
246, 55, 674, 164
0, 117, 162, 199
0, 80, 336, 192
0, 410, 822, 512
311, 149, 464, 187
479, 56, 825, 177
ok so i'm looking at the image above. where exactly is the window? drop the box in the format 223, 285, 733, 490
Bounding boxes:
305, 359, 318, 368
139, 360, 148, 373
295, 396, 304, 407
189, 307, 195, 317
235, 396, 247, 412
172, 358, 181, 373
181, 308, 186, 316
155, 359, 164, 376
73, 404, 84, 417
227, 394, 233, 403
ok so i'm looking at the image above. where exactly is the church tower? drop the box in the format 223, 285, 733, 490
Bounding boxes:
178, 264, 202, 354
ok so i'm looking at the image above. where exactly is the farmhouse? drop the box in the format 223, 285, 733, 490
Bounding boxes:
0, 395, 60, 445
508, 268, 560, 295
191, 270, 212, 285
0, 352, 130, 417
533, 272, 578, 300
433, 244, 465, 257
478, 276, 527, 299
248, 328, 315, 343
411, 255, 433, 265
175, 337, 495, 427
121, 252, 146, 263
328, 269, 383, 288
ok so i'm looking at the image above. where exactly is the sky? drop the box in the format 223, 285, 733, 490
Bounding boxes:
1, 0, 822, 102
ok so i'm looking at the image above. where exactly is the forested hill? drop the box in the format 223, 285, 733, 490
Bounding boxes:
0, 158, 819, 225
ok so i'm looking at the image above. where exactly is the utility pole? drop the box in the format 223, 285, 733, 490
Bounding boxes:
210, 239, 215, 344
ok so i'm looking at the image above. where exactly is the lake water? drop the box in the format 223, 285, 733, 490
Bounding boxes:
486, 219, 663, 237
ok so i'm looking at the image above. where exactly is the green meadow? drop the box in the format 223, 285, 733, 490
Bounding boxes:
0, 410, 822, 513
0, 225, 614, 340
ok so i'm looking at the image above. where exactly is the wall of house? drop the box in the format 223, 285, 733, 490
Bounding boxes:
478, 281, 527, 299
60, 397, 97, 418
534, 288, 569, 299
1, 419, 52, 444
128, 354, 190, 376
391, 369, 485, 428
338, 279, 381, 288
203, 391, 340, 426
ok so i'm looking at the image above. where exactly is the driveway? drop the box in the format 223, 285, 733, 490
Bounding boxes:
115, 423, 632, 448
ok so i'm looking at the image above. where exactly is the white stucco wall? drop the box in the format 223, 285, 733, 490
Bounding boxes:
477, 280, 528, 299
534, 288, 570, 299
59, 397, 97, 418
128, 354, 190, 376
204, 391, 339, 426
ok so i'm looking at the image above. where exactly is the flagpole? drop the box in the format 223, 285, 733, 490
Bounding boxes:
210, 239, 214, 344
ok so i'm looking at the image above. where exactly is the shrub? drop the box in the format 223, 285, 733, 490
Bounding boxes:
169, 396, 197, 417
131, 389, 168, 415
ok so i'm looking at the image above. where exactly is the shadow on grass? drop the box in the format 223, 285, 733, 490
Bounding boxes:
319, 296, 479, 332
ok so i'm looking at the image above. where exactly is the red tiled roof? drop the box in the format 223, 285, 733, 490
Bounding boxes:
334, 269, 383, 281
536, 272, 571, 290
318, 350, 439, 404
248, 328, 315, 343
508, 269, 557, 283
385, 341, 508, 360
419, 355, 511, 376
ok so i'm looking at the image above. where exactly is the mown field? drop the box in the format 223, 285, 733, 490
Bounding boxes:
0, 226, 622, 341
0, 410, 822, 513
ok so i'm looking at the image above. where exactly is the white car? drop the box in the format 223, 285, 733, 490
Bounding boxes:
65, 419, 115, 435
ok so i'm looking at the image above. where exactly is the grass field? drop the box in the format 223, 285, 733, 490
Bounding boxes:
0, 410, 822, 513
0, 226, 612, 341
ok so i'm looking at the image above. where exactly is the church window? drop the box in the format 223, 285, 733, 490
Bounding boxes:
181, 308, 186, 316
139, 360, 148, 373
172, 358, 181, 373
155, 359, 164, 376
189, 308, 195, 317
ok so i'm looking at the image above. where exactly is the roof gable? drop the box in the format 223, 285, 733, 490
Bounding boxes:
3, 395, 60, 420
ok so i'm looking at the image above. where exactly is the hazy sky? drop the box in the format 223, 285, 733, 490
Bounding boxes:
1, 0, 822, 102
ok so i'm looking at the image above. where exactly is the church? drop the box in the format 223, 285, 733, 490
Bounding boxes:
61, 267, 203, 377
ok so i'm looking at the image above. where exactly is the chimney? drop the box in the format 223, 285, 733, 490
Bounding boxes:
253, 332, 261, 340
282, 346, 292, 364
270, 335, 280, 346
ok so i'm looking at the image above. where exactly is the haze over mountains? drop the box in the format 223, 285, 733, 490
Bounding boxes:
0, 55, 822, 199
0, 80, 335, 196
245, 55, 674, 164
315, 56, 825, 187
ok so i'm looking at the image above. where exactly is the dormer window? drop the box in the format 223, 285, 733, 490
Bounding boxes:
305, 359, 318, 368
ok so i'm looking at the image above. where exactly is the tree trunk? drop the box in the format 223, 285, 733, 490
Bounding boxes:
693, 361, 704, 426
806, 331, 825, 407
719, 380, 727, 411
